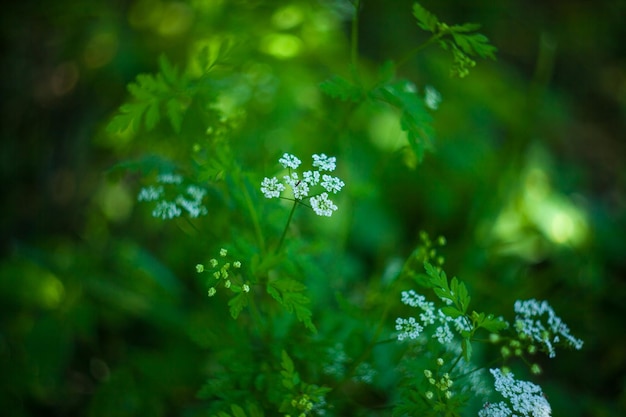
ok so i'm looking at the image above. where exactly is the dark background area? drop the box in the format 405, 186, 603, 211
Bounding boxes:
1, 0, 625, 415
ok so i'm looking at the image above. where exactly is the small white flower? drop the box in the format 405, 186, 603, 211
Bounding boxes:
424, 85, 442, 110
478, 402, 512, 417
485, 368, 552, 417
514, 299, 583, 358
312, 154, 336, 171
261, 177, 286, 198
156, 173, 183, 184
176, 195, 207, 218
401, 290, 425, 307
242, 284, 250, 293
137, 186, 164, 202
220, 248, 227, 257
395, 317, 423, 341
310, 192, 338, 217
278, 153, 301, 169
433, 323, 454, 344
321, 174, 345, 194
186, 185, 206, 202
303, 170, 321, 186
152, 201, 182, 219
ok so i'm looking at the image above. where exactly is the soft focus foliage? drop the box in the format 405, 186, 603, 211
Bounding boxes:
1, 0, 625, 416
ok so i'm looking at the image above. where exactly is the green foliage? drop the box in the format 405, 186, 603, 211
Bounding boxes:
319, 75, 363, 102
413, 2, 497, 77
107, 55, 193, 134
2, 1, 595, 417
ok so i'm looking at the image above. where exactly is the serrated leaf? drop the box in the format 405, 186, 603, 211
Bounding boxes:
480, 315, 508, 332
159, 54, 178, 86
451, 32, 497, 59
441, 306, 463, 318
319, 75, 362, 102
144, 102, 160, 131
370, 81, 434, 163
413, 3, 439, 32
166, 98, 183, 133
450, 22, 482, 33
267, 279, 316, 332
230, 404, 247, 417
228, 292, 248, 319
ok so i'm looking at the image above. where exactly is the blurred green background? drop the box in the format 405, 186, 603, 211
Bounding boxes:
1, 0, 625, 416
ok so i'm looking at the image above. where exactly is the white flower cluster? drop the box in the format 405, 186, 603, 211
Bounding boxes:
479, 368, 551, 417
396, 289, 471, 344
137, 173, 208, 220
261, 153, 344, 217
514, 299, 584, 358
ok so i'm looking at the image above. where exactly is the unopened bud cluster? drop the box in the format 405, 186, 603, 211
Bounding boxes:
196, 248, 249, 296
423, 358, 455, 402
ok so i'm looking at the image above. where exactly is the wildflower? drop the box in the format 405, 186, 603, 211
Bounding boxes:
138, 175, 207, 220
196, 264, 204, 273
312, 153, 336, 171
260, 153, 344, 217
279, 153, 301, 169
137, 185, 164, 202
233, 261, 241, 268
395, 317, 423, 341
284, 173, 310, 199
433, 323, 454, 344
302, 170, 320, 186
209, 258, 218, 268
481, 368, 551, 417
243, 284, 250, 293
156, 173, 183, 184
310, 193, 338, 217
152, 201, 182, 219
220, 248, 228, 257
207, 287, 216, 297
261, 177, 285, 198
321, 174, 344, 194
514, 299, 583, 358
424, 85, 442, 110
479, 402, 512, 417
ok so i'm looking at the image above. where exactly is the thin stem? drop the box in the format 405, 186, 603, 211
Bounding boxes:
242, 178, 266, 253
396, 33, 442, 69
275, 199, 298, 254
350, 0, 361, 83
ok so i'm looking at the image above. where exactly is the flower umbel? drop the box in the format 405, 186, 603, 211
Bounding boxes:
480, 368, 551, 417
137, 173, 208, 220
514, 299, 584, 358
260, 153, 344, 217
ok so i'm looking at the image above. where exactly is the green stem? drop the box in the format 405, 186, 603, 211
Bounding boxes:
275, 199, 298, 254
350, 0, 361, 83
241, 176, 266, 253
396, 33, 442, 69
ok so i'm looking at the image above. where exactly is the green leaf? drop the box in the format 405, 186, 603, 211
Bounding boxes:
412, 3, 439, 32
267, 279, 316, 332
230, 404, 247, 417
320, 75, 363, 102
451, 32, 497, 59
228, 292, 249, 319
370, 81, 435, 163
166, 98, 184, 133
480, 315, 508, 332
280, 350, 300, 390
441, 306, 463, 318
